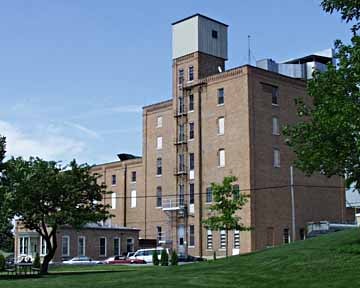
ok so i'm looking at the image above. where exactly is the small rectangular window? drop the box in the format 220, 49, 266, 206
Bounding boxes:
283, 228, 290, 244
220, 230, 226, 249
206, 187, 212, 203
131, 190, 136, 208
212, 30, 218, 39
189, 183, 195, 204
62, 236, 70, 256
218, 149, 225, 167
111, 192, 116, 209
179, 69, 184, 84
272, 116, 280, 135
189, 94, 194, 112
189, 225, 195, 247
179, 96, 185, 114
189, 122, 194, 140
156, 158, 162, 176
114, 238, 120, 256
111, 174, 116, 186
78, 236, 86, 256
273, 148, 280, 168
179, 184, 184, 206
157, 116, 163, 128
131, 171, 136, 182
156, 186, 162, 207
99, 237, 107, 257
178, 124, 185, 142
157, 136, 163, 150
207, 230, 213, 249
189, 66, 194, 81
189, 153, 195, 171
234, 230, 240, 249
218, 117, 224, 135
178, 154, 185, 172
218, 88, 224, 105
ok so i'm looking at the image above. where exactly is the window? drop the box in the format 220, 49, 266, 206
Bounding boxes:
189, 153, 195, 171
217, 88, 224, 105
272, 116, 280, 135
156, 186, 162, 207
131, 171, 136, 182
218, 149, 225, 167
234, 230, 240, 249
114, 238, 120, 256
218, 117, 224, 135
273, 148, 280, 168
156, 158, 162, 176
207, 230, 213, 249
157, 226, 162, 243
220, 230, 226, 249
179, 184, 185, 206
206, 187, 212, 203
179, 69, 184, 84
178, 124, 185, 142
131, 190, 136, 208
189, 183, 195, 204
189, 225, 195, 247
99, 237, 107, 257
78, 236, 85, 256
262, 83, 279, 105
283, 228, 290, 244
189, 94, 194, 112
62, 236, 70, 256
212, 30, 218, 39
40, 236, 48, 256
127, 238, 134, 252
111, 192, 116, 209
157, 116, 163, 128
111, 174, 116, 186
189, 122, 194, 140
179, 96, 184, 114
233, 185, 240, 200
178, 153, 185, 172
189, 66, 194, 81
157, 136, 163, 150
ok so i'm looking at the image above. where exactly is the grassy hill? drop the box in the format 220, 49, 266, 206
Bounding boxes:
2, 228, 360, 287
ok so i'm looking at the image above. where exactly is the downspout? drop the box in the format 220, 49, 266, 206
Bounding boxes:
123, 164, 127, 227
198, 86, 203, 258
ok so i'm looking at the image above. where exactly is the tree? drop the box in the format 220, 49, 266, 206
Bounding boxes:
160, 249, 168, 266
4, 157, 112, 273
152, 250, 159, 266
0, 135, 13, 252
284, 3, 360, 189
202, 176, 250, 258
170, 250, 178, 266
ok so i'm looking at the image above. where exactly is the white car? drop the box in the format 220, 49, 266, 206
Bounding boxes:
62, 256, 103, 265
129, 248, 169, 264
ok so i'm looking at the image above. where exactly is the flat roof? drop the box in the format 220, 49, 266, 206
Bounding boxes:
172, 13, 228, 27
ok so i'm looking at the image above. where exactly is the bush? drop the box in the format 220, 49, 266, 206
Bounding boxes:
170, 250, 178, 266
152, 250, 159, 266
160, 249, 168, 266
33, 253, 41, 269
0, 254, 5, 271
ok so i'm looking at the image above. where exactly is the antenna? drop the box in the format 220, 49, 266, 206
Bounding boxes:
248, 35, 251, 65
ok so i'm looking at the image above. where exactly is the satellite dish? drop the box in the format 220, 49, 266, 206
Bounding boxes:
218, 66, 223, 73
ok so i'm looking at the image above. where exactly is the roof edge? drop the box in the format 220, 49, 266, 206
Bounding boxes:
172, 13, 228, 27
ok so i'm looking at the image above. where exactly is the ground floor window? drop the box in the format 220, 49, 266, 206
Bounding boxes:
114, 238, 120, 256
220, 230, 226, 249
62, 235, 70, 256
127, 238, 134, 252
41, 236, 48, 256
189, 225, 195, 247
19, 237, 29, 255
99, 237, 107, 257
283, 228, 290, 244
78, 236, 86, 256
207, 230, 213, 250
233, 230, 240, 249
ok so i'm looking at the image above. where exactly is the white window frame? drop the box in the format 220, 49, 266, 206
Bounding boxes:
78, 236, 86, 256
207, 230, 213, 250
40, 236, 48, 256
234, 230, 240, 249
272, 116, 280, 135
218, 117, 225, 135
99, 237, 107, 257
218, 149, 225, 167
220, 230, 226, 249
111, 192, 117, 209
273, 148, 280, 168
113, 237, 121, 256
131, 190, 137, 208
156, 136, 163, 150
189, 225, 195, 248
62, 235, 70, 257
157, 116, 163, 128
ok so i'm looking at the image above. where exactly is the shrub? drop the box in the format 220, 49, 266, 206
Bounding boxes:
152, 250, 159, 266
160, 249, 168, 266
170, 250, 178, 266
33, 253, 41, 269
0, 254, 5, 271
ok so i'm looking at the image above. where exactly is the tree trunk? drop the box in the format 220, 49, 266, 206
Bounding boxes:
40, 234, 57, 274
226, 230, 229, 258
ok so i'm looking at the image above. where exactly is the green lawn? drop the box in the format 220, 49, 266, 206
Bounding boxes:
2, 229, 360, 287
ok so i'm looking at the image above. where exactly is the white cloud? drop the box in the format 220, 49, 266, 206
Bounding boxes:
63, 121, 100, 139
0, 120, 85, 161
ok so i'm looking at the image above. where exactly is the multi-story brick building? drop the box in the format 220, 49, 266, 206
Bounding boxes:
92, 14, 345, 258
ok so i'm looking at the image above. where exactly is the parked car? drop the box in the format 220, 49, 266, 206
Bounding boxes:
62, 256, 103, 265
129, 248, 169, 264
104, 255, 146, 265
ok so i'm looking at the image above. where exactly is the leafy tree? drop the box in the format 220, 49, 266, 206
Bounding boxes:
170, 250, 178, 266
284, 3, 360, 189
0, 254, 5, 271
0, 135, 13, 252
152, 250, 159, 266
160, 249, 168, 266
202, 176, 249, 258
4, 157, 112, 274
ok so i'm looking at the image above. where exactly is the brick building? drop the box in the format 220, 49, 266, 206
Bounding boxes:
93, 14, 345, 258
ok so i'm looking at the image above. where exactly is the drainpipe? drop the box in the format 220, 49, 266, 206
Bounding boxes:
124, 164, 127, 227
198, 86, 203, 258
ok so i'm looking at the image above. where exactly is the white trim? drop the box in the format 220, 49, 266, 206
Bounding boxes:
99, 237, 107, 257
62, 235, 70, 257
78, 236, 86, 256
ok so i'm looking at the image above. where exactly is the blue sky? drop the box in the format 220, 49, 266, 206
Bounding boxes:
0, 0, 353, 165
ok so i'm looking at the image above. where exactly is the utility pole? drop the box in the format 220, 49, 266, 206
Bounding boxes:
290, 166, 296, 242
